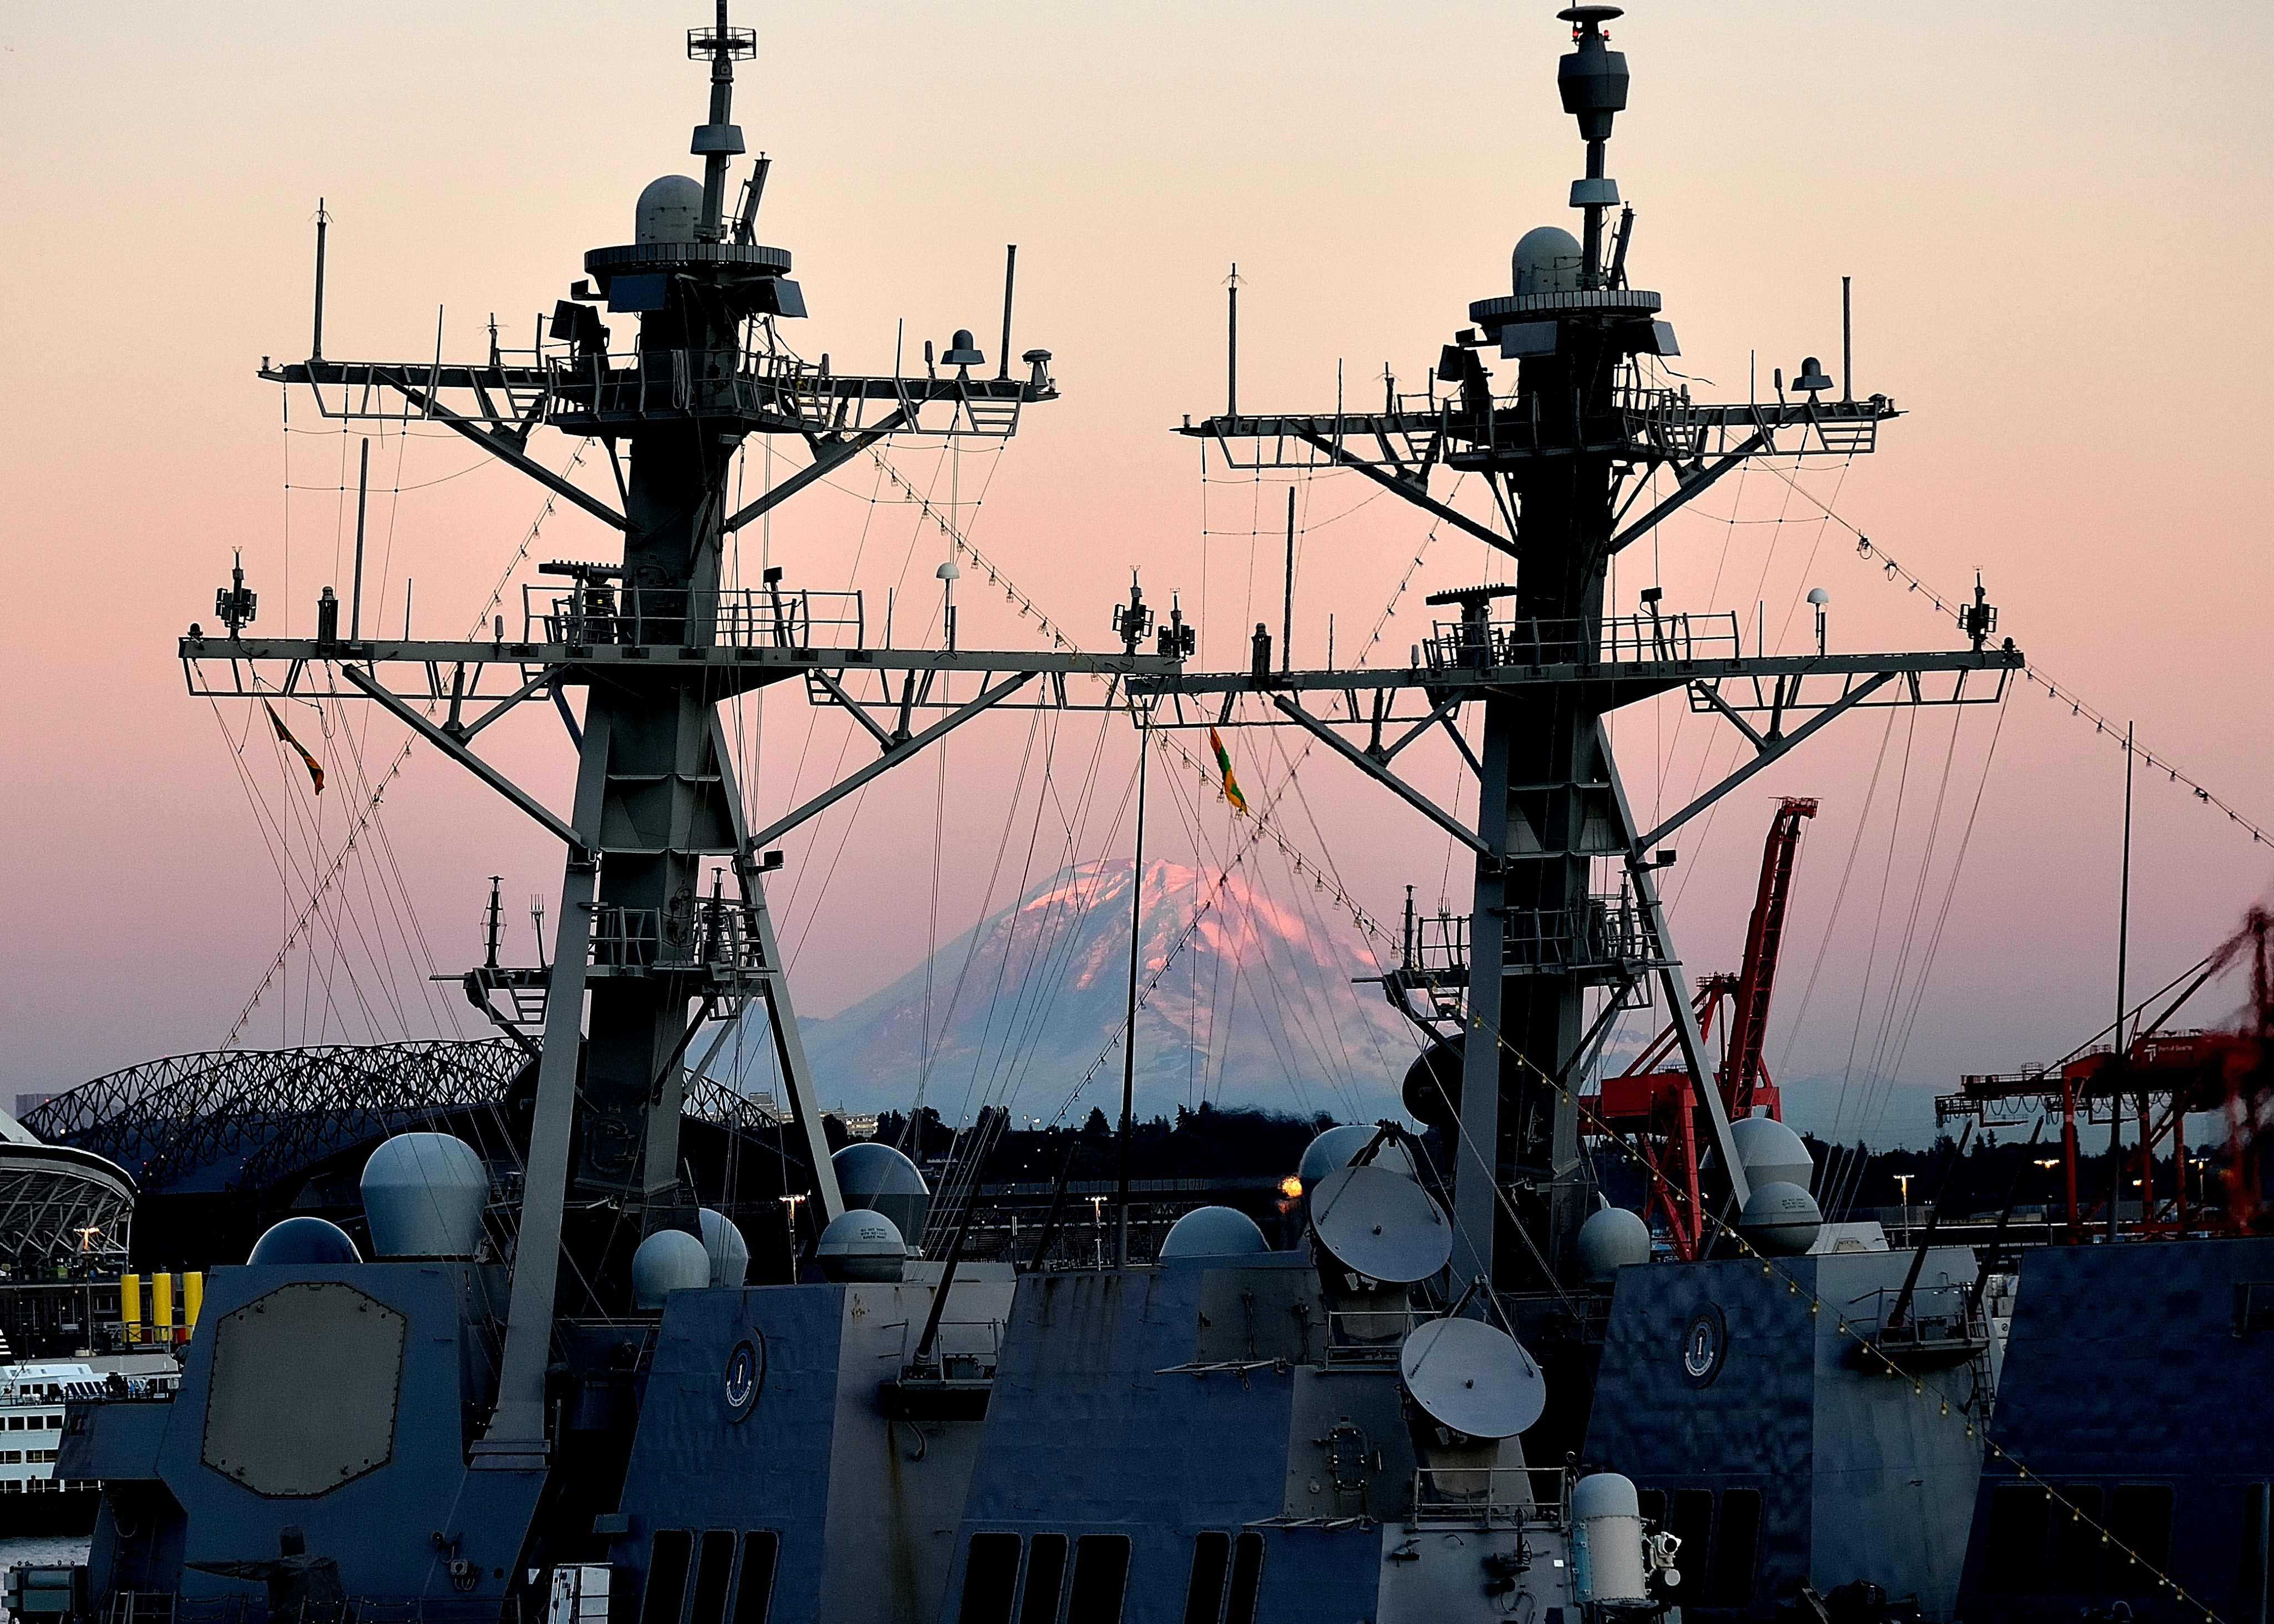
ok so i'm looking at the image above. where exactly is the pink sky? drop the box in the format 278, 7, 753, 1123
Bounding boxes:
5, 3, 2272, 1143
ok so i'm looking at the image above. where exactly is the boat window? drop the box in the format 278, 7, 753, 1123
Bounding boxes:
643, 1530, 694, 1624
1066, 1536, 1131, 1624
1708, 1490, 1760, 1607
1019, 1534, 1068, 1624
960, 1534, 1021, 1624
689, 1531, 736, 1624
2108, 1485, 2174, 1594
1636, 1487, 1666, 1529
2050, 1485, 2104, 1592
1666, 1490, 1714, 1605
1984, 1485, 2050, 1592
2241, 1485, 2271, 1607
730, 1532, 778, 1624
1224, 1533, 1264, 1624
1182, 1533, 1230, 1624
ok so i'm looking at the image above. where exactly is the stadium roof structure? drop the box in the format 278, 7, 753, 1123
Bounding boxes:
0, 1103, 134, 1271
22, 1038, 786, 1199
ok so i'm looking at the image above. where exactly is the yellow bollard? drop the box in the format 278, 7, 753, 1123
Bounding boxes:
153, 1272, 175, 1343
183, 1272, 204, 1338
121, 1273, 143, 1345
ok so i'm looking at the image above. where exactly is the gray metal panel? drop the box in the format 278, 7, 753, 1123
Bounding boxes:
58, 1393, 173, 1482
1805, 1250, 1983, 1620
1956, 1236, 2274, 1622
611, 1286, 844, 1624
1281, 1366, 1415, 1521
948, 1264, 1422, 1624
201, 1282, 406, 1496
1586, 1250, 1983, 1617
144, 1261, 541, 1608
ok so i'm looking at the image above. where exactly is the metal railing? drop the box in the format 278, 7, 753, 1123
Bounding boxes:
1422, 611, 1739, 672
545, 348, 1028, 437
1504, 894, 1656, 974
1848, 1284, 1990, 1365
587, 899, 764, 975
1407, 1465, 1570, 1527
525, 585, 863, 651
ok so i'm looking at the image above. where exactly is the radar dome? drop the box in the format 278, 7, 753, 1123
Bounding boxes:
1297, 1124, 1418, 1188
1738, 1181, 1823, 1257
1512, 226, 1585, 298
699, 1208, 749, 1288
631, 1228, 710, 1308
1729, 1114, 1814, 1193
248, 1216, 360, 1266
636, 175, 705, 246
815, 1209, 907, 1283
1159, 1206, 1270, 1262
1571, 1473, 1652, 1606
1577, 1206, 1651, 1282
833, 1142, 930, 1242
360, 1132, 487, 1259
1401, 1037, 1463, 1130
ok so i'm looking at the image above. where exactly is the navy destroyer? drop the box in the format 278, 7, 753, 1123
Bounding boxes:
29, 7, 2260, 1624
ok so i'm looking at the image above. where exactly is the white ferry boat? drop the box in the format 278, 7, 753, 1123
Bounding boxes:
0, 1336, 178, 1529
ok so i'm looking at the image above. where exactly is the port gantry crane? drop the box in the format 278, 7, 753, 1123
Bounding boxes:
1133, 7, 2021, 1297
1581, 797, 1818, 1262
1938, 909, 2274, 1241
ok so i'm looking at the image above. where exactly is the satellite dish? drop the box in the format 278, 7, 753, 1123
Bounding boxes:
1309, 1162, 1451, 1284
1400, 1315, 1546, 1440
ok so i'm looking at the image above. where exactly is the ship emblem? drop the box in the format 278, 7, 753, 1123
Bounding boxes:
1680, 1305, 1727, 1387
723, 1336, 764, 1421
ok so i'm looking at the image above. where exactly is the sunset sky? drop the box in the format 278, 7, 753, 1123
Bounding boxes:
5, 2, 2272, 1147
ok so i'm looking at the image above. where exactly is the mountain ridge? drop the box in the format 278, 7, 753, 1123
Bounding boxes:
733, 858, 1420, 1128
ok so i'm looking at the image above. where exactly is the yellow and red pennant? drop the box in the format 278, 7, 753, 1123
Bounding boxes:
1208, 725, 1247, 814
263, 700, 325, 795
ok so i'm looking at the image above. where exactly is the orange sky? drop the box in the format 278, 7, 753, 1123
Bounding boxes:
5, 3, 2272, 1144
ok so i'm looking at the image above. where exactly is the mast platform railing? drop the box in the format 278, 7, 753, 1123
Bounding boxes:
1502, 895, 1666, 979
545, 347, 1035, 437
1422, 610, 1739, 672
259, 350, 1050, 440
526, 584, 864, 652
585, 899, 768, 986
1180, 390, 1898, 472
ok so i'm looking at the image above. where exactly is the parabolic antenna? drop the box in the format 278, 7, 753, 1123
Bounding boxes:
1399, 1314, 1546, 1440
1308, 1162, 1452, 1284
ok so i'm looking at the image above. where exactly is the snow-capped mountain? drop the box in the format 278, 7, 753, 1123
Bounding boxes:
741, 859, 1421, 1128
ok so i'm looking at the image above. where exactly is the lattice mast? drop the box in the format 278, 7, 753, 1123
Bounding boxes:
1158, 4, 2015, 1293
183, 2, 1165, 1454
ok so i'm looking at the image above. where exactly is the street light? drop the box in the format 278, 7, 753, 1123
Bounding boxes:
1895, 1173, 1913, 1240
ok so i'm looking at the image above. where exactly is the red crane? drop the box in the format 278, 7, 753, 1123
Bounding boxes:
1939, 905, 2274, 1239
1586, 797, 1818, 1259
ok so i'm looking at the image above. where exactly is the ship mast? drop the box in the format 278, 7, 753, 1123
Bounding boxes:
1144, 4, 2021, 1294
189, 2, 1180, 1456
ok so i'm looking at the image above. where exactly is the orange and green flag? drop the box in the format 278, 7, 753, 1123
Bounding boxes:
263, 700, 325, 795
1208, 725, 1247, 814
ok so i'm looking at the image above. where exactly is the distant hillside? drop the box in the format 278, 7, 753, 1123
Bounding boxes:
725, 858, 1421, 1129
